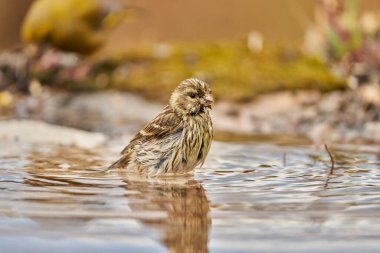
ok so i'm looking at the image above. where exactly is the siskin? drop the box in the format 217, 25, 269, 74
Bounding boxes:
109, 78, 214, 176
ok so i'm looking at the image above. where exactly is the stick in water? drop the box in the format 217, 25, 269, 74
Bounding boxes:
324, 144, 335, 175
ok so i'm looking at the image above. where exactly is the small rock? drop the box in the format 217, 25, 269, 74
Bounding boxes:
0, 120, 107, 149
363, 121, 380, 142
250, 92, 301, 117
318, 91, 343, 112
308, 123, 340, 145
357, 85, 380, 107
14, 91, 164, 136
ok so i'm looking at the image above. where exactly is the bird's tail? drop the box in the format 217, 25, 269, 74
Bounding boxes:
108, 155, 130, 170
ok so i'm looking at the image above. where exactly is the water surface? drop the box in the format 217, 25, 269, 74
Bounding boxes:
0, 140, 380, 253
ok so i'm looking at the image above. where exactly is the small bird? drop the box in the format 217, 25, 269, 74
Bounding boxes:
109, 78, 213, 176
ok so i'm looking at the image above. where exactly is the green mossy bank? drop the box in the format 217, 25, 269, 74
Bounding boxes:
48, 41, 346, 102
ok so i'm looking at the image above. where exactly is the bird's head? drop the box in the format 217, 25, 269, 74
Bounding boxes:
170, 78, 214, 116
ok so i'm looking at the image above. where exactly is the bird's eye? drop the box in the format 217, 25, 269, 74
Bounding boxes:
189, 93, 197, 99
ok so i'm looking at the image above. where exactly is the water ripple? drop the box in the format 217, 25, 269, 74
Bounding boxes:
0, 142, 380, 252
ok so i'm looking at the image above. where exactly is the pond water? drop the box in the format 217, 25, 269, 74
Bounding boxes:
0, 140, 380, 253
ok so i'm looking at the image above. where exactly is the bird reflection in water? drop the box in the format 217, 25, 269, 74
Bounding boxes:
22, 146, 211, 253
122, 178, 211, 253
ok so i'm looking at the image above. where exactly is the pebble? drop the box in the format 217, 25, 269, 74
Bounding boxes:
0, 120, 107, 149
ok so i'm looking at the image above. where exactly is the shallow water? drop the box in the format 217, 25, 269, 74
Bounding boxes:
1, 140, 380, 253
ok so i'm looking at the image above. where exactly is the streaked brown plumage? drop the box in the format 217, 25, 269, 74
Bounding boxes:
109, 78, 213, 176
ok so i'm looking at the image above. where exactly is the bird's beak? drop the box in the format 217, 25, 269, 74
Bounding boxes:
204, 94, 214, 109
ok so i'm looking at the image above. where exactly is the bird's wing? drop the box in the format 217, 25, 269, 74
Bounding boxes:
121, 106, 183, 155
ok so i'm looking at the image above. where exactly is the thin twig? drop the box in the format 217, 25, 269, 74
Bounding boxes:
324, 144, 335, 175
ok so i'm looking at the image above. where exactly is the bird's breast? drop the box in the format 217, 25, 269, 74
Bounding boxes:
180, 113, 212, 170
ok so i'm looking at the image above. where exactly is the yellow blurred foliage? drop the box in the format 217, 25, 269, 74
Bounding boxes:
0, 91, 14, 109
21, 0, 125, 54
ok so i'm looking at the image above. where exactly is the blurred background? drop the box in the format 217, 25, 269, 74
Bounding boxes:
1, 0, 380, 143
2, 0, 380, 50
